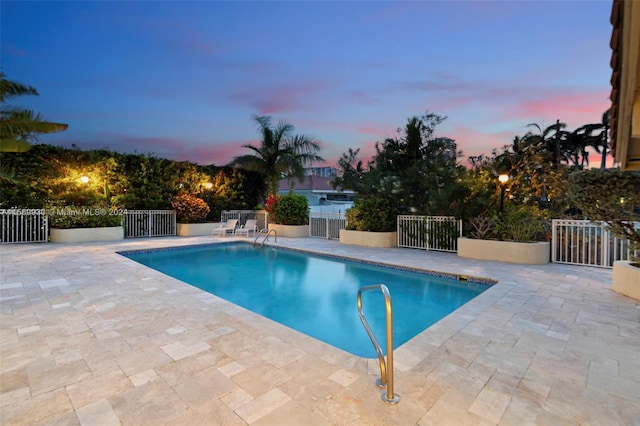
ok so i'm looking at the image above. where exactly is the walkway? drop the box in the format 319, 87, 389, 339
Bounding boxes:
1, 237, 638, 425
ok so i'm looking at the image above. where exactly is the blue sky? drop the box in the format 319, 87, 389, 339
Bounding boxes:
1, 1, 613, 167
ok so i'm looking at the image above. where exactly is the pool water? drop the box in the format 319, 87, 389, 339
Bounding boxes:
121, 243, 489, 357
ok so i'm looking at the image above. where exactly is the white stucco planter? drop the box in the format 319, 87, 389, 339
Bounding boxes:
612, 260, 640, 300
50, 226, 124, 243
267, 223, 309, 238
457, 237, 550, 264
339, 229, 398, 248
176, 222, 219, 236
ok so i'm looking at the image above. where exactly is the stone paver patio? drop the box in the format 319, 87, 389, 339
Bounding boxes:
1, 236, 639, 425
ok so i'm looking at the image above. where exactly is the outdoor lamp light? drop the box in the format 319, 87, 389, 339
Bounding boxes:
205, 182, 213, 189
80, 176, 89, 184
498, 174, 509, 214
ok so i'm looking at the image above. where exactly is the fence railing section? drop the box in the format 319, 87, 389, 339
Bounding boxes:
397, 215, 461, 252
551, 219, 636, 268
221, 210, 268, 231
123, 210, 176, 238
309, 212, 346, 239
0, 209, 49, 243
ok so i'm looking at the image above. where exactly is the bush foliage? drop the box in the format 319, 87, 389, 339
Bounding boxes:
467, 205, 549, 242
346, 197, 398, 232
269, 193, 309, 225
171, 194, 210, 223
0, 144, 265, 221
47, 206, 123, 229
569, 169, 640, 260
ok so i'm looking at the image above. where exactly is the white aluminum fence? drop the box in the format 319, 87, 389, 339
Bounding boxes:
551, 219, 636, 268
0, 209, 49, 243
397, 215, 462, 252
123, 210, 176, 238
221, 210, 268, 231
309, 212, 346, 239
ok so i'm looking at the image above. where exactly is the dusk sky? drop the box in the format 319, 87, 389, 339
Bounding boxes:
1, 1, 613, 168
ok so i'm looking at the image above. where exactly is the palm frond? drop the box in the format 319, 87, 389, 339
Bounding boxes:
0, 165, 24, 184
0, 138, 33, 153
0, 72, 38, 102
232, 154, 266, 173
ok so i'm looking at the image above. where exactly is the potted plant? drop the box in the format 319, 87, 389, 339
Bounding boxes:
569, 169, 640, 300
49, 205, 124, 243
457, 205, 551, 264
267, 193, 310, 237
339, 197, 399, 247
172, 193, 214, 236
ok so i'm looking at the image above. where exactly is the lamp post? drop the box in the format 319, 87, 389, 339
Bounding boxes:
204, 182, 213, 220
498, 174, 509, 214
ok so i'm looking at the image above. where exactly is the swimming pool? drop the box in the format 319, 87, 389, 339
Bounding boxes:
121, 243, 490, 357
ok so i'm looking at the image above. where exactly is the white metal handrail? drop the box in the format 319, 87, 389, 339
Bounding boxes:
357, 284, 399, 404
253, 228, 277, 247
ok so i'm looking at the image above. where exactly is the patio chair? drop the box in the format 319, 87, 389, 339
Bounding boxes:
235, 219, 258, 237
212, 219, 238, 237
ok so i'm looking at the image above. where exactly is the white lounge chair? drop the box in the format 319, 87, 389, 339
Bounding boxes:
212, 219, 238, 237
235, 219, 258, 237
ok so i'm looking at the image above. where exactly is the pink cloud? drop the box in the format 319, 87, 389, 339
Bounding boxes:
348, 90, 379, 106
446, 124, 515, 160
354, 122, 397, 137
1, 43, 32, 58
228, 79, 331, 114
508, 91, 610, 126
163, 35, 221, 56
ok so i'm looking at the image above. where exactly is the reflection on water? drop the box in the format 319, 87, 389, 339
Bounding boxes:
123, 243, 489, 357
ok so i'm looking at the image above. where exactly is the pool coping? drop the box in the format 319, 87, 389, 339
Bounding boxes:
118, 240, 498, 286
118, 240, 495, 358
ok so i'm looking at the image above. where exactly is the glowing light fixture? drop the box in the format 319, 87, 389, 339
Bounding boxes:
205, 182, 213, 189
498, 174, 509, 214
79, 176, 90, 184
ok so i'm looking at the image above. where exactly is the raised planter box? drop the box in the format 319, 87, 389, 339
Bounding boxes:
457, 237, 550, 264
612, 261, 640, 301
339, 229, 398, 248
177, 222, 219, 237
268, 223, 309, 238
50, 226, 124, 243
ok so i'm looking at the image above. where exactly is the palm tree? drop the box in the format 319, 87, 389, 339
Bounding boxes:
0, 73, 68, 152
600, 110, 610, 169
232, 115, 323, 198
568, 123, 606, 169
525, 120, 569, 168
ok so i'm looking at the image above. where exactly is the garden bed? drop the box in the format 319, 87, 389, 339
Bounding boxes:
339, 229, 397, 248
50, 226, 124, 243
457, 237, 549, 264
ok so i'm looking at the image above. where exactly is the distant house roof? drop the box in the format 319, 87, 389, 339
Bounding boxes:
609, 0, 640, 170
278, 175, 337, 192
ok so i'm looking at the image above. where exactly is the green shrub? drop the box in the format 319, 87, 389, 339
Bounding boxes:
270, 193, 309, 225
171, 193, 210, 223
346, 197, 398, 232
495, 205, 549, 242
467, 214, 498, 240
48, 206, 123, 229
569, 169, 640, 260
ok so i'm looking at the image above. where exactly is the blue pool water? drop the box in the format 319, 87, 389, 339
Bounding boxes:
121, 243, 489, 357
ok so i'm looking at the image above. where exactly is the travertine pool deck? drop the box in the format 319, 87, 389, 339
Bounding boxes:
1, 236, 639, 425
